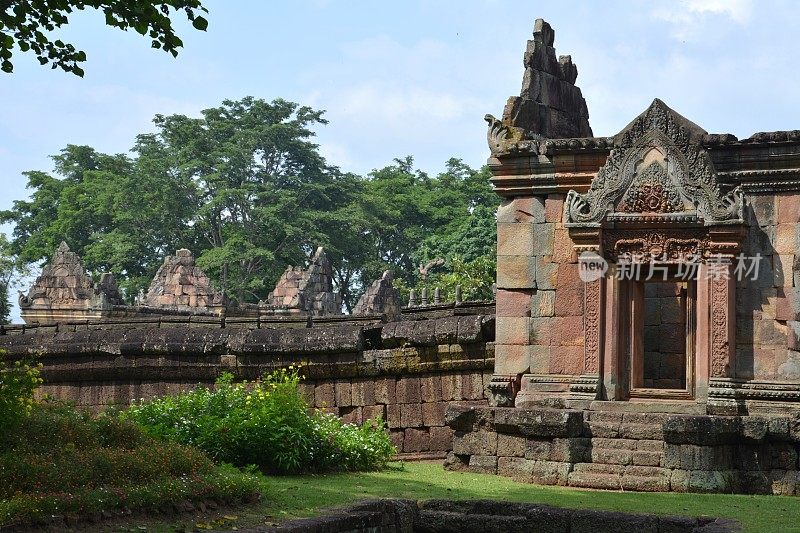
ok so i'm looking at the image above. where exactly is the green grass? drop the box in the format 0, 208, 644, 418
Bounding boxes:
93, 461, 800, 532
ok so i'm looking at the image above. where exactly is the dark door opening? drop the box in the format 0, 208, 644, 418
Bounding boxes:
625, 278, 695, 399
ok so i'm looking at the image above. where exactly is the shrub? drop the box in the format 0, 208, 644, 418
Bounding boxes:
122, 369, 395, 473
0, 351, 42, 433
0, 353, 261, 528
0, 402, 261, 527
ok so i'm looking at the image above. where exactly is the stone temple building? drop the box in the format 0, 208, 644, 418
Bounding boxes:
448, 19, 800, 494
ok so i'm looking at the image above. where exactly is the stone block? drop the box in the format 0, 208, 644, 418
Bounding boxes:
530, 459, 572, 486
777, 193, 800, 223
551, 316, 583, 346
534, 222, 555, 256
494, 407, 584, 438
525, 438, 553, 460
441, 373, 464, 401
386, 404, 402, 428
552, 230, 577, 264
334, 380, 352, 407
788, 322, 800, 351
497, 222, 535, 256
535, 256, 558, 290
403, 428, 430, 452
663, 415, 741, 445
396, 376, 421, 404
362, 404, 386, 422
497, 255, 537, 289
774, 254, 795, 287
429, 426, 454, 451
771, 470, 800, 496
389, 429, 404, 450
494, 344, 531, 374
592, 437, 636, 450
467, 454, 498, 474
314, 382, 335, 407
401, 403, 423, 428
420, 375, 442, 403
433, 316, 459, 345
769, 443, 798, 469
529, 317, 553, 346
632, 451, 662, 467
496, 434, 526, 457
528, 345, 552, 373
422, 401, 447, 427
350, 379, 375, 406
497, 197, 545, 224
495, 316, 532, 345
554, 288, 584, 316
452, 430, 497, 456
497, 456, 536, 481
550, 437, 591, 462
775, 224, 799, 254
549, 345, 584, 375
625, 472, 671, 494
531, 290, 556, 317
544, 195, 565, 223
496, 289, 534, 317
776, 288, 800, 321
339, 406, 362, 425
591, 447, 632, 465
445, 404, 494, 432
751, 194, 776, 226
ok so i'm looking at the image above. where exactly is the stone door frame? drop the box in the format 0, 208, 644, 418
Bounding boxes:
569, 224, 745, 406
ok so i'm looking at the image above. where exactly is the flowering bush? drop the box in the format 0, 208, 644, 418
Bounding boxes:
122, 368, 395, 473
0, 351, 42, 434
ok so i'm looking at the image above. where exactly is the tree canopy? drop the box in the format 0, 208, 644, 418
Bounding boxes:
1, 0, 208, 76
1, 97, 499, 313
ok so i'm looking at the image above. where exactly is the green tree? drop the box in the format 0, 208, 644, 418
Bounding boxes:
362, 157, 498, 303
1, 0, 208, 76
0, 236, 18, 324
2, 99, 501, 311
0, 144, 197, 300
144, 97, 361, 305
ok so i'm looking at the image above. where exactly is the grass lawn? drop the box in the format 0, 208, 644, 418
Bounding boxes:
91, 461, 800, 532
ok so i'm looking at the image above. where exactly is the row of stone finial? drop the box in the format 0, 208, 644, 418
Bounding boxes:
18, 242, 409, 323
407, 286, 463, 307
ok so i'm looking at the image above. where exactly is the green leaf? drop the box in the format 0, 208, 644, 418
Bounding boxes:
192, 16, 208, 31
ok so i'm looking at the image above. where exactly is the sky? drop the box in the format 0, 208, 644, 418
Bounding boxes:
2, 0, 800, 321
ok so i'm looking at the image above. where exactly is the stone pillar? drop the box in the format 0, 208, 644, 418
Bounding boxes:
569, 275, 603, 401
705, 259, 740, 414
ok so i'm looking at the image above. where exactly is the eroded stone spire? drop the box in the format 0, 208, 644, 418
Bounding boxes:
494, 18, 592, 140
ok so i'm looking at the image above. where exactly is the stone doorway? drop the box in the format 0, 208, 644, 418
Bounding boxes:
622, 278, 696, 400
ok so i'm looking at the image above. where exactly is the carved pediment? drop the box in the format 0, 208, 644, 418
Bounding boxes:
565, 99, 744, 226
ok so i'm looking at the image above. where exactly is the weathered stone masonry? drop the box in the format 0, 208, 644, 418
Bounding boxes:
451, 18, 800, 494
0, 308, 494, 456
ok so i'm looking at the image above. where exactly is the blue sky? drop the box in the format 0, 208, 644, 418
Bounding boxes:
1, 0, 799, 319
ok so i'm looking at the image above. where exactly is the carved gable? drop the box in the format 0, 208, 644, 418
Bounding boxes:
565, 99, 744, 226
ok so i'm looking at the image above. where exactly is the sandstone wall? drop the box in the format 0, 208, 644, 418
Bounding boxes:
494, 194, 583, 378
737, 192, 800, 381
0, 313, 495, 456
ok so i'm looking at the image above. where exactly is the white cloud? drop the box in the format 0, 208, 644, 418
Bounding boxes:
332, 83, 474, 122
652, 0, 753, 39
